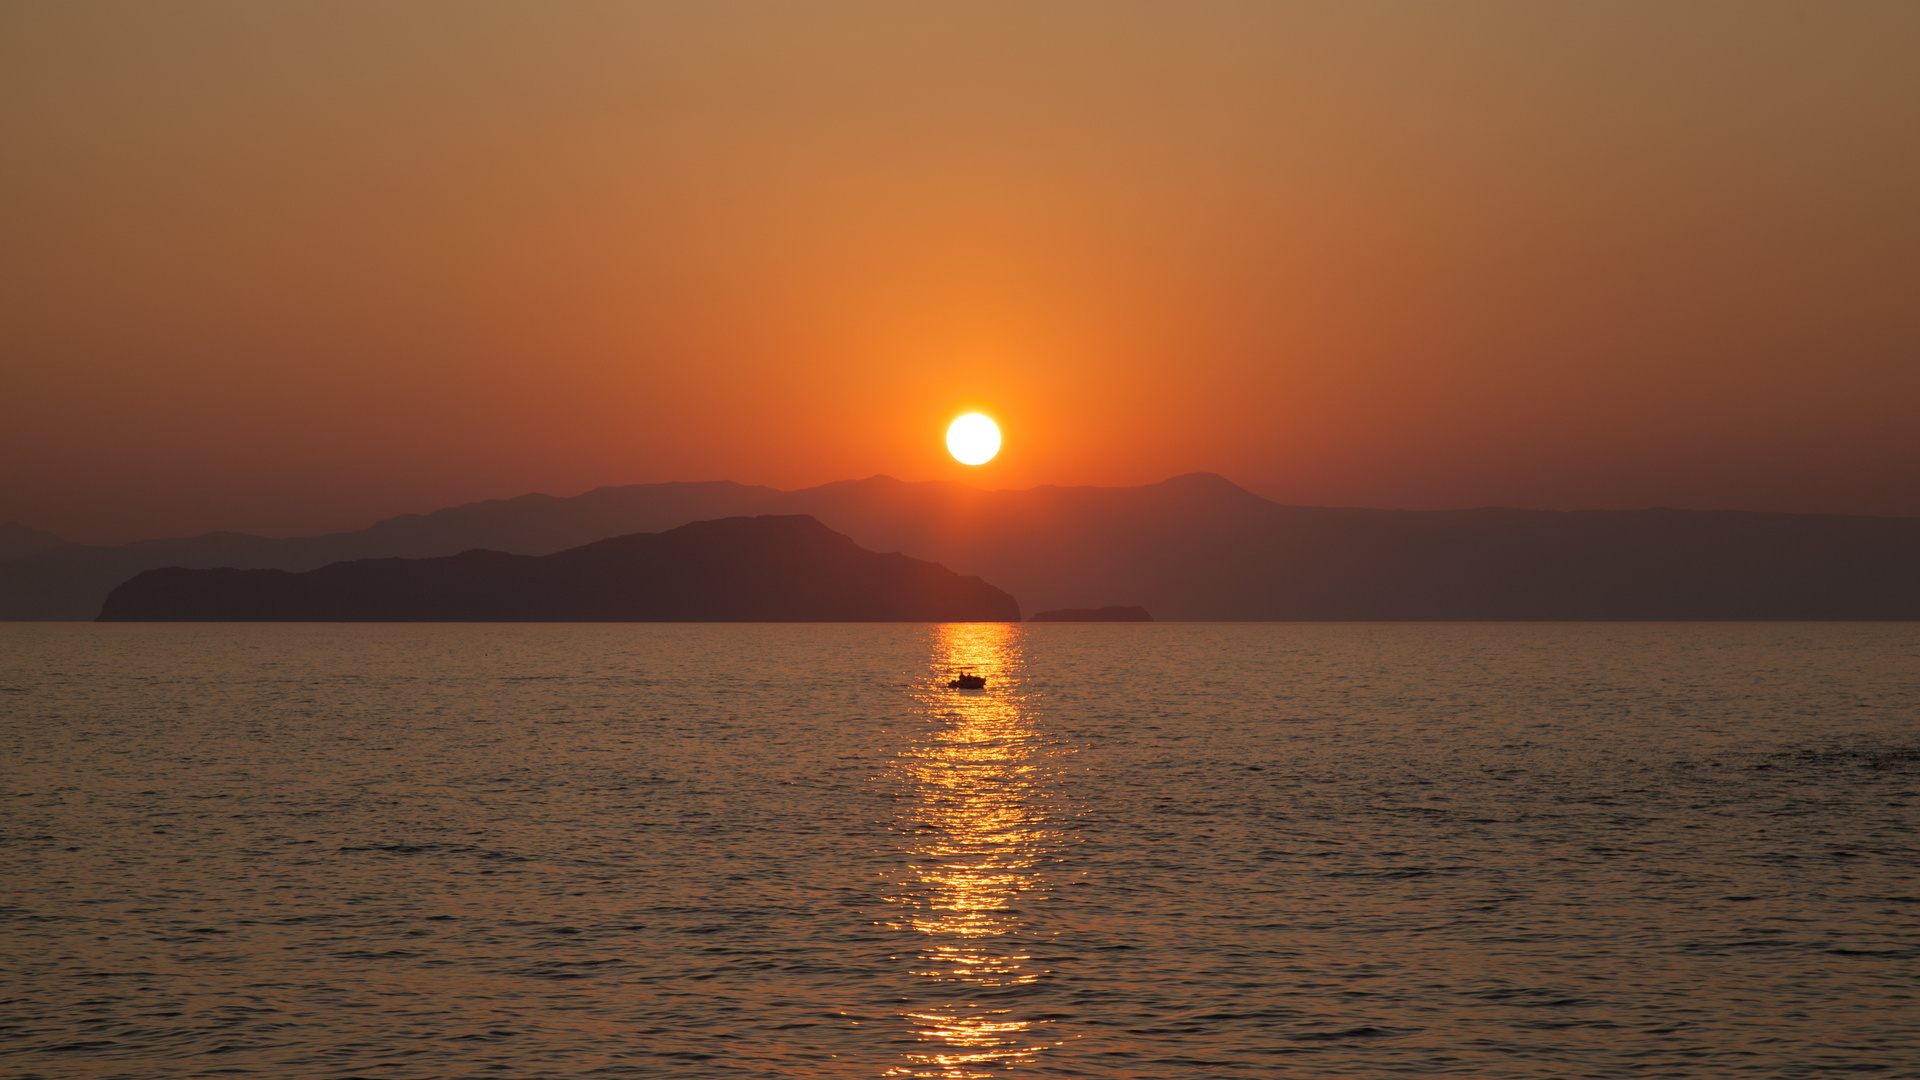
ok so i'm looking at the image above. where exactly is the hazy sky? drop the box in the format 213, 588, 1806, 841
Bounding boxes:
4, 2, 1918, 543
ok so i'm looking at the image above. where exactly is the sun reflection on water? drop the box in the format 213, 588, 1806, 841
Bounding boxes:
884, 622, 1064, 1078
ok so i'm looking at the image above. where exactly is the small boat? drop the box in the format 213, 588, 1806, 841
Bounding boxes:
947, 669, 987, 690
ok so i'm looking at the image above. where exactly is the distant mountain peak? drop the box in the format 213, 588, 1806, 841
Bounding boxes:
1157, 471, 1264, 496
0, 521, 69, 563
99, 513, 1021, 623
14, 472, 1920, 621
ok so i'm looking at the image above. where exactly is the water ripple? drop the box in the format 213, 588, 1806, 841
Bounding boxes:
0, 622, 1916, 1077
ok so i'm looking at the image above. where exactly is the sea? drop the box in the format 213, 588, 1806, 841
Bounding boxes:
2, 622, 1917, 1078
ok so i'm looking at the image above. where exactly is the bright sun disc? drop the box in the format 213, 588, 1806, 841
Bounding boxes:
946, 414, 1001, 465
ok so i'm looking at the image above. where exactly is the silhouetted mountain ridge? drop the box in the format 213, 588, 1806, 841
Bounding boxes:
7, 473, 1918, 620
1031, 606, 1154, 622
0, 522, 66, 563
98, 515, 1020, 623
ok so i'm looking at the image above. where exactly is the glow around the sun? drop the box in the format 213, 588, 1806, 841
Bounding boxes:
946, 414, 1001, 465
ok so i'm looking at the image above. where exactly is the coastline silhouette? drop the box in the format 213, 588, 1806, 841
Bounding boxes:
96, 515, 1020, 623
1029, 606, 1153, 622
8, 473, 1917, 621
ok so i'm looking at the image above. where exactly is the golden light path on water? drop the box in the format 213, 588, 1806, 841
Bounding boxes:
884, 623, 1066, 1078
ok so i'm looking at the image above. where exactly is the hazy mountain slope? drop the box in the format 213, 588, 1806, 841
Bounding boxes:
332, 481, 790, 558
98, 515, 1020, 623
0, 482, 791, 619
0, 522, 66, 563
785, 474, 1920, 619
778, 473, 1278, 618
7, 473, 1919, 619
0, 533, 303, 622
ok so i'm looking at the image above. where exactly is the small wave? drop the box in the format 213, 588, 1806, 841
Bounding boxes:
1289, 1026, 1398, 1042
335, 842, 530, 862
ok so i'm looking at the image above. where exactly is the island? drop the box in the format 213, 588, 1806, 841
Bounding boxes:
1029, 606, 1153, 622
96, 515, 1021, 622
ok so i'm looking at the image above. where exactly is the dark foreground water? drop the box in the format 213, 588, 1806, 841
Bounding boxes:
2, 623, 1917, 1078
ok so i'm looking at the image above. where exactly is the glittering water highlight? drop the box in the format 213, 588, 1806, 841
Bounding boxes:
2, 622, 1917, 1077
886, 623, 1064, 1075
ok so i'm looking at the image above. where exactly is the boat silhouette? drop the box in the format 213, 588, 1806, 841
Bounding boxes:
947, 668, 986, 690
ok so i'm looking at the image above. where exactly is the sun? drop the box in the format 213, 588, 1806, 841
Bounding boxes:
946, 413, 1001, 465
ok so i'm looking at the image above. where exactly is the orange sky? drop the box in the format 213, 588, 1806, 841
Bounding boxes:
4, 3, 1918, 544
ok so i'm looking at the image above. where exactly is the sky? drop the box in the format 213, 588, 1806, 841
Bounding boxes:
3, 2, 1918, 544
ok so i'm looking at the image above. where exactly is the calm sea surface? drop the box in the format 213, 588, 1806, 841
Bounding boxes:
2, 623, 1917, 1078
